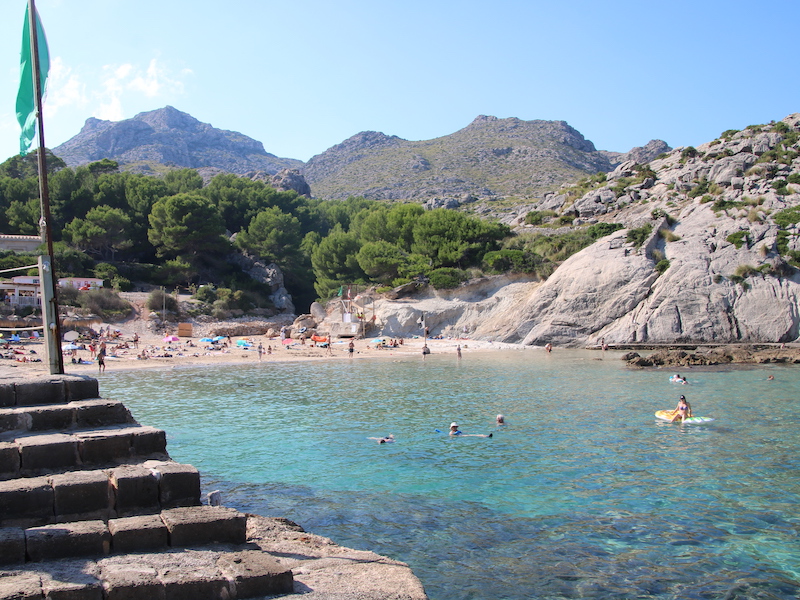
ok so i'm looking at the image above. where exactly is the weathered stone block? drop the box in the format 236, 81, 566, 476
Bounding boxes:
73, 400, 131, 428
151, 463, 200, 508
0, 383, 15, 408
63, 376, 99, 402
161, 507, 246, 547
0, 410, 25, 433
217, 550, 294, 597
19, 434, 79, 472
50, 470, 111, 518
76, 431, 132, 464
99, 564, 165, 600
159, 564, 229, 600
0, 569, 43, 599
0, 527, 26, 565
27, 406, 75, 431
15, 380, 66, 407
108, 515, 168, 553
110, 466, 159, 516
130, 427, 167, 457
38, 558, 103, 600
0, 476, 53, 524
0, 443, 20, 479
25, 520, 110, 562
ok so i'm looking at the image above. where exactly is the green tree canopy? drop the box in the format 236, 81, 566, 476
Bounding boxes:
148, 193, 228, 263
235, 207, 302, 268
63, 205, 132, 260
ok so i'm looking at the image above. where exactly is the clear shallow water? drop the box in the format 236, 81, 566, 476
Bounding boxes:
101, 350, 800, 599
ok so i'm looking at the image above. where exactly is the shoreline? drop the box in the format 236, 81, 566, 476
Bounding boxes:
0, 329, 530, 377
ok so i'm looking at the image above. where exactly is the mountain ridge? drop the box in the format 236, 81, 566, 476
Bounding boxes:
52, 107, 669, 201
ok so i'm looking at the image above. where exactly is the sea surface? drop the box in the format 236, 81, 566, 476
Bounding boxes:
100, 349, 800, 600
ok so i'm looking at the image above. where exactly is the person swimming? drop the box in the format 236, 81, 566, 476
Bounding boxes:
368, 434, 395, 444
449, 422, 492, 438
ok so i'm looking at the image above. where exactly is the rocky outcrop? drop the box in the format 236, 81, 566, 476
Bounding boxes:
269, 168, 311, 196
337, 115, 800, 348
226, 252, 295, 314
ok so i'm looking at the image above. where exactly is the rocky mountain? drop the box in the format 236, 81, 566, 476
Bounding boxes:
303, 115, 669, 201
52, 106, 303, 176
339, 114, 800, 347
51, 108, 668, 201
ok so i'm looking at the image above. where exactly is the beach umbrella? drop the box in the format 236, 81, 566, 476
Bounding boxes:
236, 340, 252, 347
62, 343, 81, 351
200, 337, 213, 343
64, 331, 80, 341
163, 335, 179, 342
281, 338, 293, 345
213, 336, 226, 342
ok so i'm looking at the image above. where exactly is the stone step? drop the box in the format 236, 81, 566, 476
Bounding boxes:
0, 424, 167, 480
0, 461, 201, 529
0, 507, 247, 565
0, 376, 99, 408
0, 399, 133, 435
0, 547, 293, 599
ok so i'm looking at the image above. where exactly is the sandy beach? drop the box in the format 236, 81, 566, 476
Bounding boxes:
1, 319, 528, 377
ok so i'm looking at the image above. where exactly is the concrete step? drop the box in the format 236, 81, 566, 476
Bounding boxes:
0, 507, 248, 565
0, 424, 168, 479
0, 547, 293, 599
0, 376, 99, 408
0, 399, 133, 435
0, 461, 201, 528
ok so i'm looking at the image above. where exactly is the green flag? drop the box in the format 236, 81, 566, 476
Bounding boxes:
16, 3, 50, 156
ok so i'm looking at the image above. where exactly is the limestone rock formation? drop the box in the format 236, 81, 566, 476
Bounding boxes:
53, 106, 302, 175
345, 114, 800, 347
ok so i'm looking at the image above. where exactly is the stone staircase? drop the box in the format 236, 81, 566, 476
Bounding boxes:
0, 374, 293, 599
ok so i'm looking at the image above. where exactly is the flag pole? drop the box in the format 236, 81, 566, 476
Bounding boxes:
28, 0, 63, 374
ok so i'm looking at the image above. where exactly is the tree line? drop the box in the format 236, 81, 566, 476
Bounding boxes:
0, 151, 521, 311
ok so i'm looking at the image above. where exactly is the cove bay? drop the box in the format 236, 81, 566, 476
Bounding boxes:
101, 349, 800, 600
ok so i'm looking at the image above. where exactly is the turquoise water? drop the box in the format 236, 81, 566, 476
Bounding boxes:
100, 350, 800, 599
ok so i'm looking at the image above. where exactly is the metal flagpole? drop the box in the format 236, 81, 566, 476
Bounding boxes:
28, 0, 64, 374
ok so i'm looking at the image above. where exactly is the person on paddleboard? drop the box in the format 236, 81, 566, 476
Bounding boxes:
670, 395, 692, 422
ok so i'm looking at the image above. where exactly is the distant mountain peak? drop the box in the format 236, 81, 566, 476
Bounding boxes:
53, 107, 302, 176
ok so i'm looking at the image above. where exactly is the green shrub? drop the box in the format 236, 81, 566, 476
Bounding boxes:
721, 129, 740, 139
788, 173, 800, 185
726, 231, 749, 249
626, 224, 652, 247
111, 275, 133, 292
659, 228, 681, 242
771, 122, 790, 133
428, 267, 468, 289
688, 179, 711, 198
587, 222, 623, 240
147, 289, 179, 313
81, 289, 132, 321
194, 285, 217, 303
655, 259, 670, 274
555, 214, 575, 226
733, 264, 759, 279
524, 210, 556, 225
773, 207, 800, 228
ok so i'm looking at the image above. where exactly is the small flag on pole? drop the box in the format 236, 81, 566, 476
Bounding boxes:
16, 2, 50, 156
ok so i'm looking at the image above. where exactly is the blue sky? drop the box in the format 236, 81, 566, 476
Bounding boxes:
1, 0, 798, 164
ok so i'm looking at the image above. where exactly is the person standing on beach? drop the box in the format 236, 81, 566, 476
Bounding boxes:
456, 345, 462, 359
97, 342, 106, 373
257, 343, 264, 361
348, 340, 355, 358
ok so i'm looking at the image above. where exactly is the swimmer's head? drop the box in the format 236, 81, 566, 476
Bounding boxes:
496, 414, 505, 423
450, 422, 459, 429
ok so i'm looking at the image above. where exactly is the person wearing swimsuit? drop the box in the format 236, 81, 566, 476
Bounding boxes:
670, 395, 692, 422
